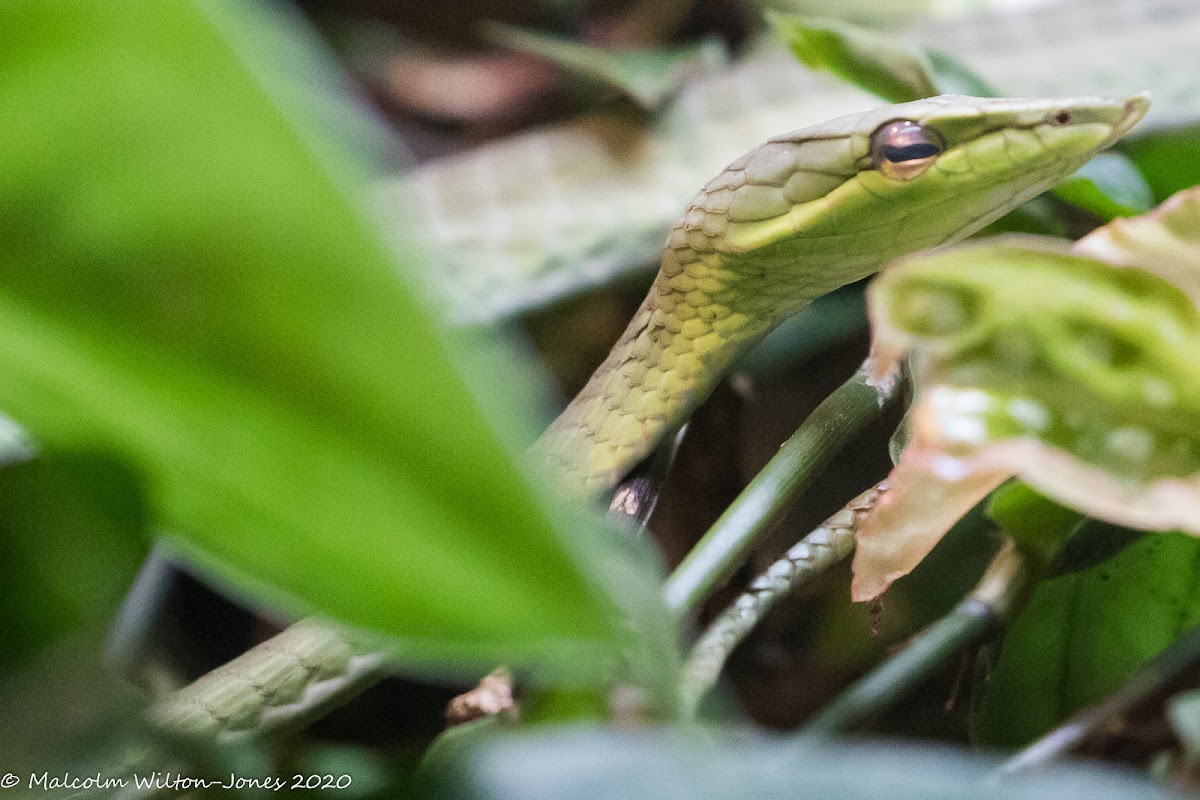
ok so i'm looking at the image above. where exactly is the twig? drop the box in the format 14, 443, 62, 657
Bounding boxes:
662, 363, 898, 618
679, 480, 887, 716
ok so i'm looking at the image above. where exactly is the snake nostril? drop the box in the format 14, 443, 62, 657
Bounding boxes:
1053, 111, 1071, 125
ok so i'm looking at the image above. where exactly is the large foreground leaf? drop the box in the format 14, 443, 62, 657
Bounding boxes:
0, 0, 647, 679
439, 727, 1176, 800
0, 453, 149, 670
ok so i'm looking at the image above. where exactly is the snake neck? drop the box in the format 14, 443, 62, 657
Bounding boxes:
532, 244, 810, 499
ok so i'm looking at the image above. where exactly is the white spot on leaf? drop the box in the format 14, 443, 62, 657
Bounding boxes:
1106, 427, 1154, 462
1007, 398, 1051, 432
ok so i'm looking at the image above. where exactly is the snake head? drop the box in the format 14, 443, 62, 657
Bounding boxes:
687, 94, 1149, 308
852, 188, 1200, 601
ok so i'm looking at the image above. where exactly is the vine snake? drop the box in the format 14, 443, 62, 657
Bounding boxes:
151, 93, 1147, 739
533, 93, 1149, 497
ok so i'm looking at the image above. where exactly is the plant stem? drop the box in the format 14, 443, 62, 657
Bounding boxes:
662, 363, 896, 618
801, 539, 1034, 737
679, 480, 887, 716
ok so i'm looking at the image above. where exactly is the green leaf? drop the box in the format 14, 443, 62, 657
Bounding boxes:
483, 22, 725, 110
1054, 152, 1155, 221
0, 0, 653, 681
422, 716, 511, 779
1074, 186, 1200, 299
1122, 124, 1200, 202
767, 13, 935, 104
298, 743, 394, 798
768, 17, 994, 103
985, 483, 1083, 569
869, 240, 1200, 534
854, 230, 1200, 598
976, 529, 1200, 747
0, 633, 147, 779
925, 49, 997, 98
439, 727, 1180, 799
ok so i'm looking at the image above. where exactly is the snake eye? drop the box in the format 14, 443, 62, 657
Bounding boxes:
871, 120, 944, 180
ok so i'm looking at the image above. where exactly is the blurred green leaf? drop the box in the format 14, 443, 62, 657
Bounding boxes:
0, 452, 149, 670
1122, 125, 1200, 202
299, 743, 395, 799
1073, 185, 1200, 311
870, 241, 1200, 535
985, 483, 1083, 569
925, 49, 996, 97
483, 22, 725, 110
0, 0, 654, 681
767, 13, 935, 104
854, 236, 1200, 598
422, 716, 511, 779
440, 727, 1179, 799
767, 16, 993, 103
0, 632, 145, 778
1053, 152, 1154, 221
976, 531, 1200, 747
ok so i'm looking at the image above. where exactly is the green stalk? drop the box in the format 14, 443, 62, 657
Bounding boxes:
799, 488, 1084, 737
801, 539, 1033, 737
662, 364, 896, 618
679, 480, 886, 717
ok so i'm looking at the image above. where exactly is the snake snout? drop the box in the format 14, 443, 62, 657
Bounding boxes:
1042, 93, 1149, 141
1117, 92, 1152, 137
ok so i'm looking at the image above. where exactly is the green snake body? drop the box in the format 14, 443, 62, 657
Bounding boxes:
148, 618, 381, 737
149, 92, 1144, 741
534, 94, 1147, 496
153, 86, 1150, 736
